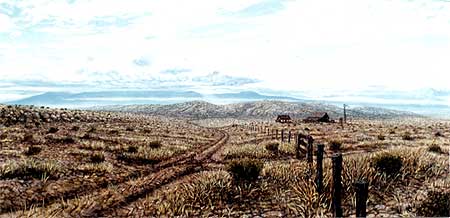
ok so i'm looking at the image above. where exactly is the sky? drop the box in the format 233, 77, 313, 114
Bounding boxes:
1, 0, 450, 104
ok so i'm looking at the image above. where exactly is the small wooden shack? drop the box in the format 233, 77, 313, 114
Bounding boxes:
304, 112, 330, 123
275, 115, 292, 123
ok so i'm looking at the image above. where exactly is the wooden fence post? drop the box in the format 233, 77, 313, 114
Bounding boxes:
316, 144, 324, 195
307, 136, 314, 164
296, 134, 303, 159
332, 153, 343, 217
288, 131, 291, 143
281, 129, 284, 142
276, 129, 278, 140
355, 180, 368, 218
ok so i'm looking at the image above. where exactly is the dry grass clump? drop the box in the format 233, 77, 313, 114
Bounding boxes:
117, 147, 175, 164
127, 145, 138, 153
145, 170, 232, 216
262, 161, 308, 185
377, 134, 386, 140
265, 141, 279, 153
77, 162, 113, 174
23, 145, 42, 156
22, 133, 36, 144
0, 159, 60, 180
279, 142, 296, 155
227, 158, 263, 182
148, 140, 162, 149
416, 190, 450, 217
80, 140, 106, 150
402, 132, 414, 140
434, 131, 443, 137
89, 152, 105, 163
47, 127, 59, 134
329, 140, 343, 151
371, 152, 403, 177
427, 144, 442, 153
224, 144, 271, 159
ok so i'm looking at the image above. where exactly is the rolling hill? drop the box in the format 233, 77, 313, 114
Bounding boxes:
93, 100, 420, 120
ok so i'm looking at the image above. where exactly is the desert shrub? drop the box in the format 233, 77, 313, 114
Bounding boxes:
88, 127, 96, 133
428, 144, 442, 153
143, 129, 151, 134
389, 130, 396, 134
81, 133, 93, 140
22, 133, 35, 143
434, 132, 443, 137
24, 145, 42, 156
0, 132, 6, 140
126, 127, 134, 132
416, 190, 450, 217
90, 152, 105, 163
329, 140, 342, 151
109, 129, 119, 135
265, 142, 279, 153
377, 134, 385, 140
402, 132, 414, 140
227, 158, 263, 182
127, 145, 138, 153
371, 153, 403, 176
61, 136, 75, 144
71, 126, 80, 131
47, 127, 59, 134
148, 141, 162, 149
0, 159, 59, 180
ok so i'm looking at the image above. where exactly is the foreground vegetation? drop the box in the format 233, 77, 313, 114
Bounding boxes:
0, 105, 449, 217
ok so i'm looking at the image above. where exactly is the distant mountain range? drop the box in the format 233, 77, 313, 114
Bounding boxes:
7, 91, 301, 107
6, 90, 450, 118
92, 100, 420, 120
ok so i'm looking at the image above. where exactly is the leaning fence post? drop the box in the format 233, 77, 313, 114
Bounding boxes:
355, 180, 368, 218
288, 131, 291, 143
332, 153, 343, 217
316, 144, 324, 195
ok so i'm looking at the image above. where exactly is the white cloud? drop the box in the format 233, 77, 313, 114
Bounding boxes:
0, 13, 14, 32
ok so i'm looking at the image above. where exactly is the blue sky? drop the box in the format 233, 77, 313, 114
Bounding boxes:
0, 0, 450, 105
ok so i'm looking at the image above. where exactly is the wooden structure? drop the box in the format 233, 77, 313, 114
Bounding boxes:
275, 115, 292, 123
304, 112, 330, 123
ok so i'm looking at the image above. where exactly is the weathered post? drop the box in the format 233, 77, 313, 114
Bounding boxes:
339, 117, 344, 129
332, 153, 343, 218
276, 129, 278, 140
316, 144, 324, 195
296, 134, 305, 159
307, 136, 314, 164
355, 180, 368, 218
281, 129, 284, 142
288, 131, 291, 143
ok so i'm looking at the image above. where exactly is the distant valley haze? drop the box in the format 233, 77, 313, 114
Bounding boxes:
1, 0, 449, 118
